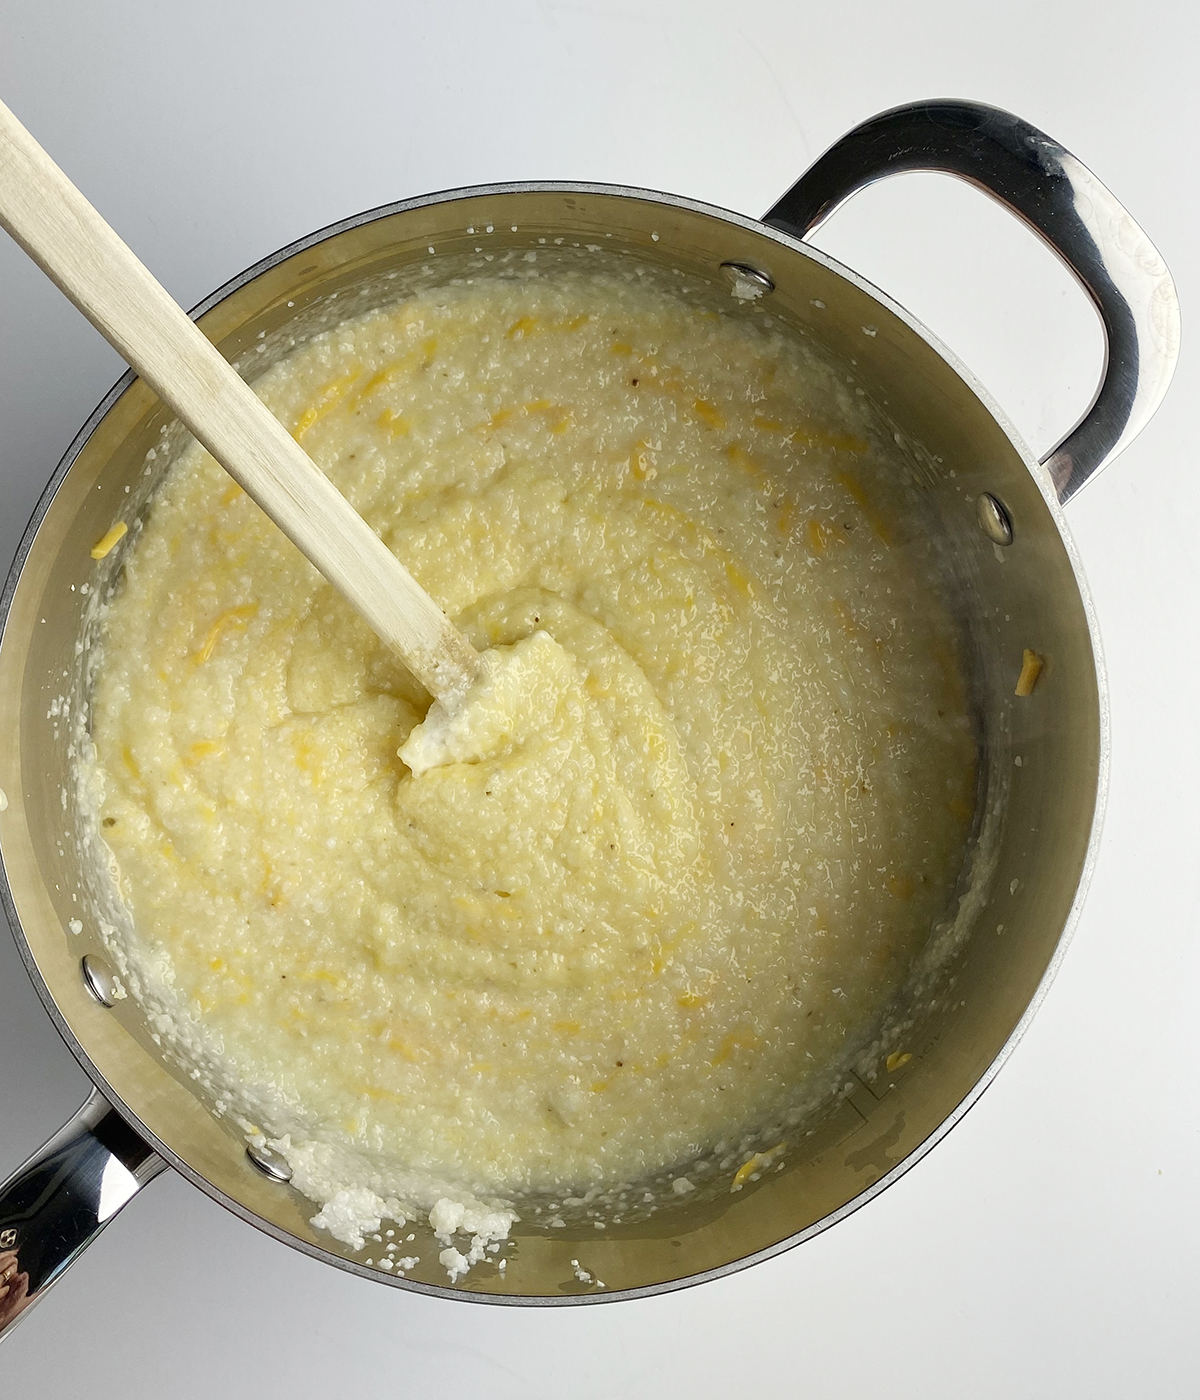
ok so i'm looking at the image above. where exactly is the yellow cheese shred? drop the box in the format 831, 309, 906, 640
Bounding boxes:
731, 1142, 784, 1191
1015, 649, 1044, 697
90, 521, 128, 559
194, 605, 259, 664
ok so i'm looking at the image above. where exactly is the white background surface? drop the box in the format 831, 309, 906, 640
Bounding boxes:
1, 1, 1196, 1394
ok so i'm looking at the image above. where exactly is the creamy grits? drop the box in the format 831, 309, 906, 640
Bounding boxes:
85, 261, 976, 1220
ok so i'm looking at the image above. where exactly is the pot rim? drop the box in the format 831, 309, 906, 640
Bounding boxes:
0, 176, 1110, 1305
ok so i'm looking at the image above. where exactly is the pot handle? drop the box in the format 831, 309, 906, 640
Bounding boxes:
0, 1088, 166, 1340
762, 99, 1181, 504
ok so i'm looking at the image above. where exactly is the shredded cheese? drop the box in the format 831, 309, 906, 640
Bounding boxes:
90, 521, 128, 559
731, 1143, 784, 1191
1015, 649, 1044, 697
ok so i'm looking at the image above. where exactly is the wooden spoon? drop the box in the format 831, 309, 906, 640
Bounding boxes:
0, 97, 479, 702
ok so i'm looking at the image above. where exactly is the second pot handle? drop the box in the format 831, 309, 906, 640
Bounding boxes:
763, 99, 1181, 504
0, 1089, 166, 1341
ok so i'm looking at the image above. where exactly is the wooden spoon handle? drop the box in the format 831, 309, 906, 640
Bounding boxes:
0, 97, 479, 702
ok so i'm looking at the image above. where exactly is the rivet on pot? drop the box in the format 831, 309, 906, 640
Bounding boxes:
719, 261, 775, 297
976, 493, 1013, 546
80, 954, 117, 1007
246, 1141, 293, 1182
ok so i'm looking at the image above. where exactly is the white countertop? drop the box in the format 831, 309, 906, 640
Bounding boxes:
1, 1, 1196, 1393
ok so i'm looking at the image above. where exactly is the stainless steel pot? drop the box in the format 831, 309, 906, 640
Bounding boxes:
0, 100, 1179, 1330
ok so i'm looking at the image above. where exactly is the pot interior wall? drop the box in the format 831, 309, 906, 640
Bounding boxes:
0, 187, 1102, 1300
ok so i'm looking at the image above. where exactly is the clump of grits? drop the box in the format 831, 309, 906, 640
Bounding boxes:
84, 261, 976, 1246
